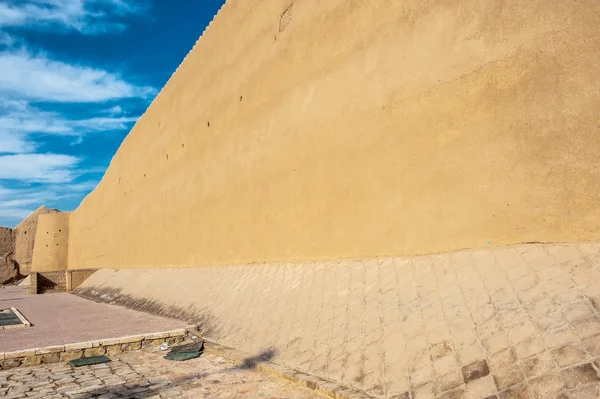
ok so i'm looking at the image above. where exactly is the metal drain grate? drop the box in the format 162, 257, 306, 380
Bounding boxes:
0, 308, 31, 329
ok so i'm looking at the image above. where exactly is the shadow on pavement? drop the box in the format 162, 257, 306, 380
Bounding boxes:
237, 347, 278, 369
77, 348, 280, 398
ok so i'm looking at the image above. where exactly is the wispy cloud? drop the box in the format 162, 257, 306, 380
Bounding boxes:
0, 179, 100, 226
0, 0, 148, 35
107, 105, 123, 115
0, 49, 156, 102
0, 0, 152, 227
0, 31, 16, 46
0, 100, 138, 147
0, 132, 36, 154
0, 79, 142, 156
0, 45, 147, 222
0, 153, 81, 183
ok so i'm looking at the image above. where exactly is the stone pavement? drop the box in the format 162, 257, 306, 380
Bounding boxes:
0, 348, 324, 398
78, 242, 600, 398
0, 287, 187, 352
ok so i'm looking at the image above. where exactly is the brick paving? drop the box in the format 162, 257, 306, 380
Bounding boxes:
0, 349, 324, 398
0, 287, 187, 352
78, 242, 600, 398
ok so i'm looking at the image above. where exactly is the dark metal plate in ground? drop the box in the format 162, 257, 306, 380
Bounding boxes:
169, 341, 204, 353
164, 351, 202, 361
0, 309, 21, 326
70, 356, 111, 367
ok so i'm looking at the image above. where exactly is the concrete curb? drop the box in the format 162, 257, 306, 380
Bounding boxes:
202, 338, 375, 399
0, 325, 195, 369
11, 307, 31, 328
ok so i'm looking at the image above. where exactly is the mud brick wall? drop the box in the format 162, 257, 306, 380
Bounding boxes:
65, 0, 600, 270
67, 269, 97, 291
30, 213, 69, 273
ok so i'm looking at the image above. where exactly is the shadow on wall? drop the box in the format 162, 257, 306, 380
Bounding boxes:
37, 274, 59, 294
74, 286, 221, 338
78, 348, 280, 399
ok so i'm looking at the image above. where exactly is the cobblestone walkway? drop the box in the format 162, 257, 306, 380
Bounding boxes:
78, 243, 600, 398
0, 349, 324, 398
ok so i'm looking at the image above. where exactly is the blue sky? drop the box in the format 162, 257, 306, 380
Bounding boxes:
0, 0, 224, 227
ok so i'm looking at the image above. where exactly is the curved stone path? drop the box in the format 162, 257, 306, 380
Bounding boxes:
77, 242, 600, 398
0, 349, 325, 398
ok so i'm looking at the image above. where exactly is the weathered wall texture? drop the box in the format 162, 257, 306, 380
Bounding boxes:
0, 227, 14, 258
68, 0, 600, 269
14, 206, 59, 275
31, 213, 70, 273
0, 257, 18, 285
0, 227, 16, 284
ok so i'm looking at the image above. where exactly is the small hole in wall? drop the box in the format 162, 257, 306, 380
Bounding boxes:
24, 231, 27, 235
166, 154, 169, 160
240, 95, 243, 101
58, 229, 61, 232
181, 143, 184, 148
45, 245, 48, 247
207, 121, 210, 127
56, 244, 59, 246
144, 174, 146, 177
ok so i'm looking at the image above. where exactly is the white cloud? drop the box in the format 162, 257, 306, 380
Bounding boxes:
71, 115, 138, 131
0, 48, 149, 154
0, 208, 33, 226
0, 179, 100, 227
0, 98, 140, 154
0, 132, 36, 154
0, 49, 156, 102
107, 105, 123, 115
0, 0, 147, 35
0, 153, 80, 183
0, 1, 150, 226
0, 183, 49, 226
0, 99, 138, 137
0, 31, 16, 46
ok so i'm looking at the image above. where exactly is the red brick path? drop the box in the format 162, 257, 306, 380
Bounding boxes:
0, 286, 187, 352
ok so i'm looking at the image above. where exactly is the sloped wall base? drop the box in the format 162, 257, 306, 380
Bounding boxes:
76, 242, 600, 398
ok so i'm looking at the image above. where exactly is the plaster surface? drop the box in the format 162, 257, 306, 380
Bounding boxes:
14, 206, 59, 275
31, 213, 70, 273
63, 0, 600, 270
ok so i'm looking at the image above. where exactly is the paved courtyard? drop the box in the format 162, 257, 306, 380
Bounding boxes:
78, 242, 600, 398
0, 348, 325, 398
0, 286, 187, 352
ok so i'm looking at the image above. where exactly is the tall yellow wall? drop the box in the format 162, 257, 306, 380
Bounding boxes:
68, 0, 600, 270
31, 213, 70, 272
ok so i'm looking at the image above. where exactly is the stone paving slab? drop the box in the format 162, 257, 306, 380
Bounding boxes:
77, 242, 600, 398
0, 348, 325, 398
0, 287, 187, 352
202, 339, 373, 399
